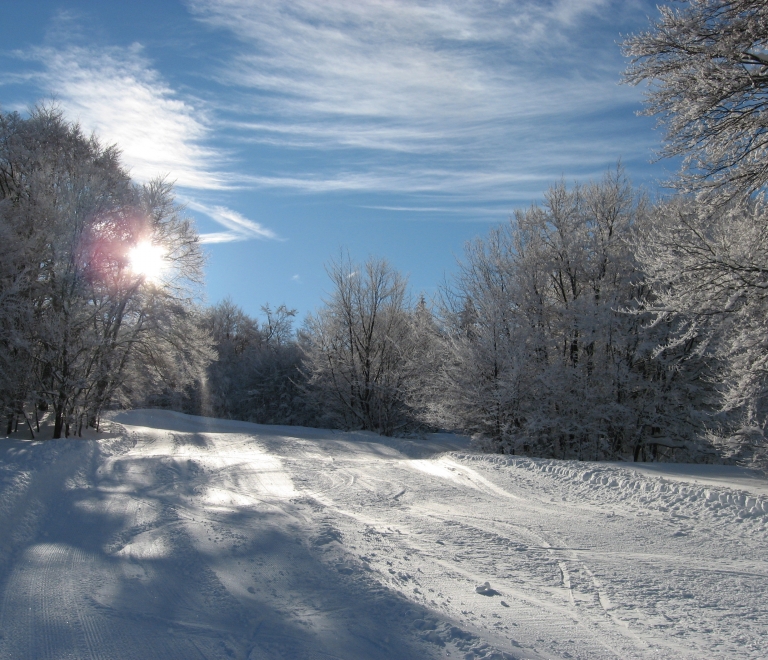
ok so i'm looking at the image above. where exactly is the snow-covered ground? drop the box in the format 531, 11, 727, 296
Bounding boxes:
1, 410, 767, 659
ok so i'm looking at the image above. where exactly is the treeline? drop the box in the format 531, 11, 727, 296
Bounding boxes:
165, 169, 764, 466
2, 108, 767, 466
155, 300, 313, 427
2, 110, 767, 466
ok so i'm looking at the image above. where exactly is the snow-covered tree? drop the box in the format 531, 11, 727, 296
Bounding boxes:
0, 106, 212, 437
435, 223, 523, 448
302, 254, 421, 435
197, 298, 262, 418
189, 299, 310, 425
241, 304, 313, 425
635, 196, 768, 463
624, 1, 768, 464
397, 294, 445, 428
623, 0, 768, 201
436, 170, 712, 460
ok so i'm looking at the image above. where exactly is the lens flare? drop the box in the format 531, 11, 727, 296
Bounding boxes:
128, 242, 166, 282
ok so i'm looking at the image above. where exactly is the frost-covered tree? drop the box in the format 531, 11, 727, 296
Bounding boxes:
188, 299, 310, 425
241, 304, 312, 425
397, 295, 445, 428
436, 170, 712, 460
197, 298, 262, 418
635, 196, 768, 463
302, 254, 421, 435
435, 224, 523, 447
624, 1, 768, 464
0, 106, 212, 437
623, 0, 768, 201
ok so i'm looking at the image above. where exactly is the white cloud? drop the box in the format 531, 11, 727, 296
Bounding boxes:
359, 205, 506, 215
189, 0, 632, 133
17, 41, 286, 242
551, 0, 609, 26
231, 145, 646, 198
186, 200, 279, 243
26, 43, 231, 191
10, 1, 655, 214
181, 0, 649, 199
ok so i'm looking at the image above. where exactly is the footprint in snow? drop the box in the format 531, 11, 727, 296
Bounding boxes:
475, 582, 501, 596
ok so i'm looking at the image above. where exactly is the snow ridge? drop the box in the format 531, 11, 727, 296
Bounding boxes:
452, 453, 768, 526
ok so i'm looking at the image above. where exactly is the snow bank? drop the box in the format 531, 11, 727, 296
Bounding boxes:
453, 453, 768, 526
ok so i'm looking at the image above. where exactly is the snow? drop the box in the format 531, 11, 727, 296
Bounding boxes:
1, 410, 767, 659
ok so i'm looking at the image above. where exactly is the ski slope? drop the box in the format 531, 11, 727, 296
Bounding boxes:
1, 410, 766, 659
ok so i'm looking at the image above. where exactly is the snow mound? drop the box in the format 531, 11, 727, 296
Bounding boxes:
452, 453, 768, 526
475, 581, 501, 596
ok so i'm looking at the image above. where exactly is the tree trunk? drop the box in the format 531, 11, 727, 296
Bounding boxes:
53, 403, 64, 439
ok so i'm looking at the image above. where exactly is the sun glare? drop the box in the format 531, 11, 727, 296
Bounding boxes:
128, 242, 166, 282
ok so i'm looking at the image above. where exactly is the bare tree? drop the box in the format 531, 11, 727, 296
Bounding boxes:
302, 253, 418, 435
623, 0, 768, 201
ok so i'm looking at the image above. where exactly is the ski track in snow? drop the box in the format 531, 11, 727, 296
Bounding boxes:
0, 410, 766, 659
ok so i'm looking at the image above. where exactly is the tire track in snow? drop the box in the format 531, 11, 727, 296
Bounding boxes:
292, 448, 658, 659
66, 546, 106, 660
444, 453, 768, 659
411, 509, 649, 658
0, 543, 77, 659
4, 412, 766, 659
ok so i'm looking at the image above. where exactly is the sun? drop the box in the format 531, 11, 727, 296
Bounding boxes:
128, 241, 166, 282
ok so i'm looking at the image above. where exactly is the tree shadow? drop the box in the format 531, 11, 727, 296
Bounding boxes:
0, 425, 482, 660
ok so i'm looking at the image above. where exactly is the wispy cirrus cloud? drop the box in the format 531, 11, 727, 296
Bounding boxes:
7, 1, 656, 225
185, 200, 280, 244
15, 39, 280, 241
184, 0, 650, 198
24, 42, 230, 191
192, 1, 603, 123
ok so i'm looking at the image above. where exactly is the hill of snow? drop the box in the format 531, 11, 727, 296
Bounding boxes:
1, 410, 766, 659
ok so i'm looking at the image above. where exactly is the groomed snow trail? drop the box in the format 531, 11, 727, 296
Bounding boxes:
0, 411, 766, 659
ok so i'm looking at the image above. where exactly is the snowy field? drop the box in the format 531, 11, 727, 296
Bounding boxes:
1, 411, 767, 659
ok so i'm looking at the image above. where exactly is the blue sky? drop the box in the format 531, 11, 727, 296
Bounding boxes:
1, 0, 667, 322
